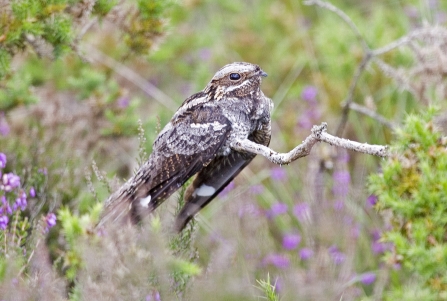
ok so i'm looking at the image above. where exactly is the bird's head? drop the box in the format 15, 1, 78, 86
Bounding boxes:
205, 62, 267, 99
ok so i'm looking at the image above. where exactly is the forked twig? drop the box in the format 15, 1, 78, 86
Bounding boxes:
231, 123, 389, 165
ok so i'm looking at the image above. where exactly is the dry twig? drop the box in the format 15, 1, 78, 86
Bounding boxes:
231, 123, 389, 165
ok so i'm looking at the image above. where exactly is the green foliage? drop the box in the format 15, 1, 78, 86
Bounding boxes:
1, 0, 447, 299
58, 204, 102, 280
124, 0, 173, 54
369, 108, 447, 299
256, 274, 280, 301
0, 67, 39, 111
92, 0, 118, 19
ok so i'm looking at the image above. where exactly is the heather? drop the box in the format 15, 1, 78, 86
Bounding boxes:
1, 0, 447, 300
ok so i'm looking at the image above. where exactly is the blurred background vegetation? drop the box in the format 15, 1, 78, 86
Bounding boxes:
0, 0, 447, 300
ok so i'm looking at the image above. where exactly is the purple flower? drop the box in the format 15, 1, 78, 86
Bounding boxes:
266, 202, 288, 218
0, 153, 6, 169
219, 181, 235, 197
0, 215, 8, 230
371, 241, 390, 254
336, 151, 350, 163
271, 167, 287, 181
29, 187, 36, 198
14, 192, 27, 211
366, 194, 378, 207
299, 248, 314, 260
332, 171, 350, 195
360, 272, 376, 285
250, 184, 264, 195
297, 114, 313, 129
0, 113, 10, 137
293, 202, 310, 222
38, 168, 47, 175
328, 245, 346, 265
45, 213, 57, 230
116, 96, 130, 109
263, 254, 290, 269
2, 173, 21, 192
301, 86, 318, 103
370, 229, 392, 254
146, 290, 161, 301
282, 234, 301, 250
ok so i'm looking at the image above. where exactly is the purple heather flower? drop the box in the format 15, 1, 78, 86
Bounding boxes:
282, 234, 301, 250
0, 153, 6, 169
299, 248, 314, 260
116, 96, 130, 109
14, 192, 27, 211
301, 86, 318, 103
0, 113, 10, 137
360, 272, 376, 285
371, 229, 381, 241
350, 223, 361, 239
332, 171, 350, 195
371, 241, 390, 254
250, 184, 264, 195
370, 229, 392, 254
146, 291, 161, 301
2, 173, 21, 192
0, 215, 8, 230
366, 194, 378, 208
297, 114, 312, 129
38, 168, 47, 175
293, 202, 310, 222
266, 202, 288, 218
29, 187, 36, 198
45, 213, 57, 230
219, 181, 235, 197
263, 254, 290, 269
271, 167, 287, 181
329, 245, 346, 265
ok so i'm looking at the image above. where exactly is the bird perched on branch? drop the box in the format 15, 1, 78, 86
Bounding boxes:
99, 62, 273, 232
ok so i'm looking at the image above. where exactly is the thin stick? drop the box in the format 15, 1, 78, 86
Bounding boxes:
84, 45, 178, 112
348, 102, 398, 129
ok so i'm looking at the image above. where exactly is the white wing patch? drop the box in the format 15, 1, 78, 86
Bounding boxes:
190, 121, 227, 131
139, 195, 152, 208
194, 184, 216, 197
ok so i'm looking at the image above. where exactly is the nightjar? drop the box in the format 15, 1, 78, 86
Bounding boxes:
99, 62, 273, 231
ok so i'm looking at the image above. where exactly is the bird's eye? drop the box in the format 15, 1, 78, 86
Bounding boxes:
229, 73, 241, 80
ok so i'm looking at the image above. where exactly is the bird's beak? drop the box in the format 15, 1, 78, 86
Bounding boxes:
260, 70, 268, 77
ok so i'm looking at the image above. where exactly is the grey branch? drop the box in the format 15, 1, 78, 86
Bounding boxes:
348, 102, 398, 129
231, 123, 389, 165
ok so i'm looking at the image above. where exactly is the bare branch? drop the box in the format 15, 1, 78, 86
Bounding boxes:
335, 55, 371, 136
348, 102, 398, 129
84, 45, 178, 112
231, 123, 389, 165
303, 0, 370, 52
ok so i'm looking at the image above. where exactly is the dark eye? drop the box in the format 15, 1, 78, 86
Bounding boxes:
229, 73, 241, 80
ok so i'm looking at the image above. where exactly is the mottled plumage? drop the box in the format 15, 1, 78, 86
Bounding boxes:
99, 62, 273, 231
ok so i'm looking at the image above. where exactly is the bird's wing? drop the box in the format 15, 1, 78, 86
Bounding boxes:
175, 120, 272, 231
99, 103, 232, 226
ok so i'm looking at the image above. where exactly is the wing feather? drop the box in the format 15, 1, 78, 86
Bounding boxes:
99, 104, 232, 226
175, 121, 272, 231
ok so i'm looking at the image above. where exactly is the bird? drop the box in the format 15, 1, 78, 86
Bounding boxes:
99, 62, 273, 232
